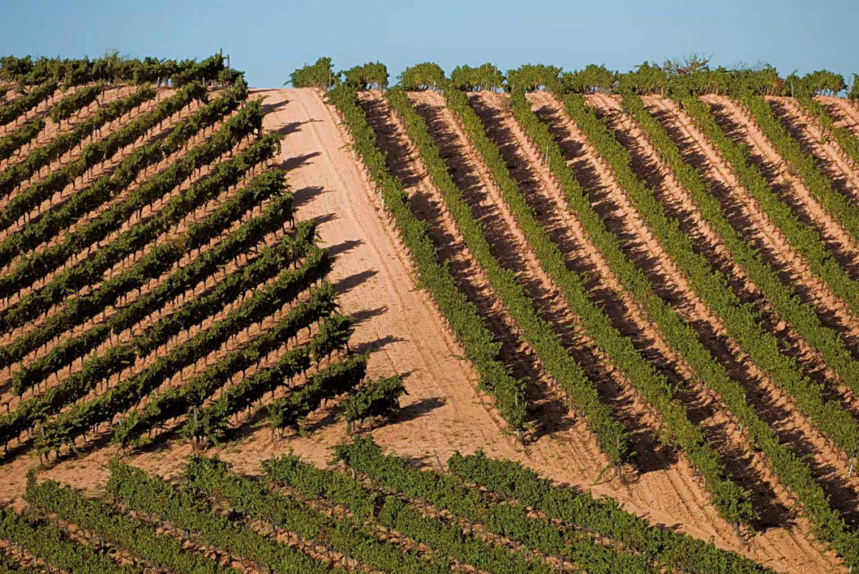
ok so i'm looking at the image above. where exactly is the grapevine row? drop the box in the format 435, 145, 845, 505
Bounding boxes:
265, 349, 365, 434
0, 83, 157, 202
679, 96, 859, 318
799, 96, 859, 167
0, 116, 44, 162
0, 82, 206, 232
115, 280, 334, 447
24, 475, 239, 574
612, 92, 859, 565
442, 79, 753, 524
264, 452, 558, 574
106, 460, 345, 574
447, 450, 771, 574
0, 80, 249, 270
386, 83, 631, 464
34, 241, 328, 455
0, 507, 133, 574
326, 85, 529, 433
0, 117, 273, 334
562, 94, 859, 457
186, 456, 453, 573
335, 437, 667, 574
0, 81, 57, 126
0, 168, 289, 448
0, 53, 238, 88
11, 171, 291, 395
505, 78, 805, 563
625, 94, 859, 393
737, 94, 859, 245
48, 83, 103, 123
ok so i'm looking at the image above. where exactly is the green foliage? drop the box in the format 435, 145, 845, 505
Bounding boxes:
447, 72, 754, 524
341, 61, 388, 89
335, 436, 732, 574
0, 99, 264, 332
0, 83, 160, 205
35, 235, 326, 455
624, 93, 859, 565
107, 461, 341, 573
561, 64, 615, 93
389, 78, 631, 463
616, 61, 668, 94
186, 456, 452, 574
289, 57, 339, 89
0, 53, 236, 87
116, 276, 330, 447
343, 375, 406, 426
264, 452, 554, 574
562, 93, 859, 462
325, 82, 528, 431
0, 130, 278, 449
796, 93, 859, 168
268, 352, 367, 432
0, 81, 57, 125
399, 62, 445, 89
0, 506, 135, 573
504, 64, 562, 92
25, 474, 237, 574
850, 74, 859, 101
450, 63, 505, 91
738, 94, 859, 245
783, 70, 846, 96
49, 82, 104, 122
447, 451, 770, 574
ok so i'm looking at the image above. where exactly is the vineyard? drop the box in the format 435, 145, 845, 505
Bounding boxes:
1, 53, 859, 573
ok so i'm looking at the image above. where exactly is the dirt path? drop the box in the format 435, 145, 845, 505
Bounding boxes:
703, 95, 859, 279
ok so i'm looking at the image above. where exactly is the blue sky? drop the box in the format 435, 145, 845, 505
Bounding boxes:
1, 0, 856, 88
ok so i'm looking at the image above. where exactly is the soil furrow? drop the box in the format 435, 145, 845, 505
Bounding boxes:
0, 90, 181, 242
0, 97, 213, 273
0, 194, 286, 407
820, 97, 859, 134
472, 89, 787, 522
0, 86, 162, 211
582, 91, 795, 525
0, 85, 127, 173
0, 137, 255, 327
598, 93, 859, 521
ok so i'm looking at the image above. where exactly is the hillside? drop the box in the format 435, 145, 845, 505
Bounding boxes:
1, 55, 859, 573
